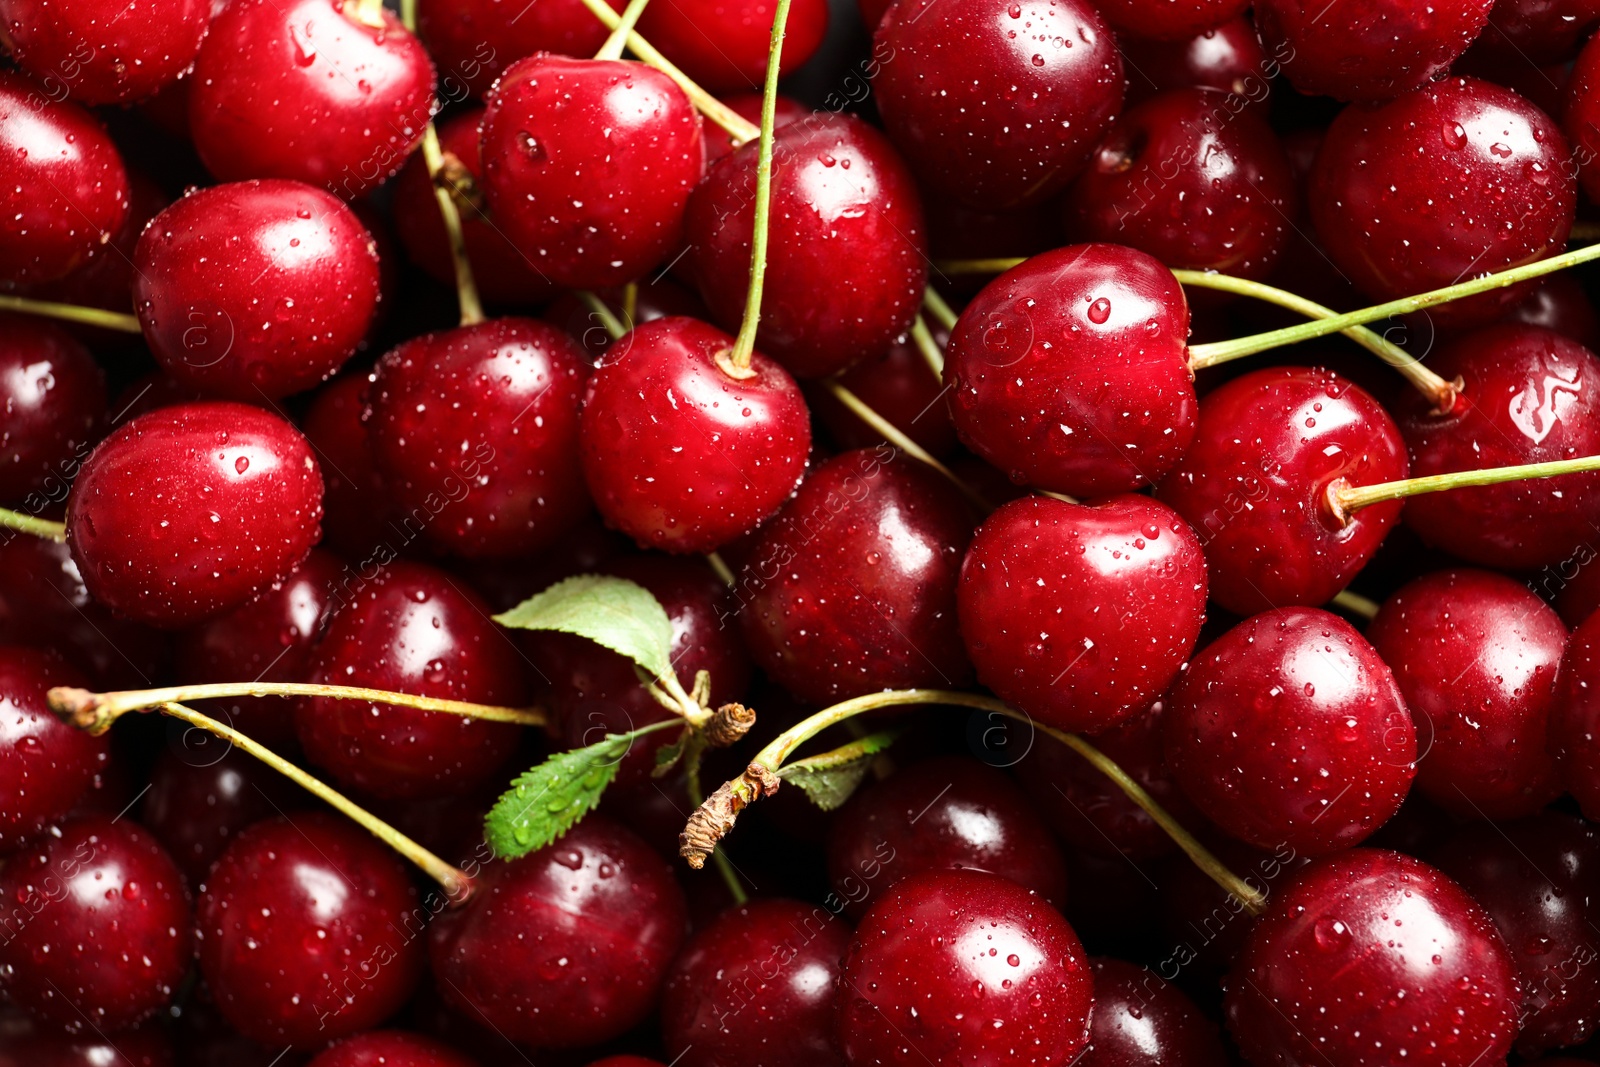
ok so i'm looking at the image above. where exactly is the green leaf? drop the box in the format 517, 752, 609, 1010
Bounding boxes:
776, 729, 902, 811
484, 734, 633, 858
494, 575, 674, 680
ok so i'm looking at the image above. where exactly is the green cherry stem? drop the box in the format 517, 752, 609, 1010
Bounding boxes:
578, 290, 628, 341
0, 294, 141, 334
1328, 454, 1600, 524
921, 286, 957, 332
594, 0, 653, 58
0, 507, 67, 542
705, 550, 737, 588
353, 0, 386, 28
1329, 588, 1381, 621
820, 380, 991, 513
909, 314, 945, 379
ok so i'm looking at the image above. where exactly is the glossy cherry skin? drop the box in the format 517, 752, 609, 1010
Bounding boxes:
1167, 608, 1416, 855
1552, 607, 1600, 820
1311, 77, 1575, 327
873, 0, 1122, 210
0, 0, 208, 104
307, 1031, 480, 1067
0, 1009, 172, 1067
827, 756, 1068, 917
684, 113, 927, 379
945, 245, 1194, 496
415, 0, 622, 96
1064, 88, 1295, 280
66, 401, 324, 629
661, 897, 852, 1067
132, 180, 381, 401
1476, 0, 1600, 62
638, 0, 827, 93
139, 746, 292, 887
959, 494, 1207, 735
0, 316, 105, 504
299, 372, 400, 558
197, 813, 425, 1048
1367, 569, 1565, 820
1506, 274, 1600, 350
809, 325, 957, 459
1255, 0, 1492, 101
737, 448, 973, 704
429, 816, 688, 1048
0, 817, 190, 1032
189, 0, 435, 197
1226, 849, 1521, 1067
480, 55, 703, 290
0, 72, 128, 286
294, 560, 526, 800
579, 316, 811, 553
836, 869, 1093, 1067
1156, 366, 1408, 616
1395, 325, 1600, 569
1564, 31, 1600, 201
367, 318, 590, 559
1431, 813, 1600, 1055
1094, 0, 1246, 37
0, 646, 106, 854
1079, 957, 1229, 1067
1123, 17, 1273, 108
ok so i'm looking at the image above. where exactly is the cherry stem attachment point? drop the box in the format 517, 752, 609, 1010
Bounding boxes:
1328, 453, 1600, 524
821, 380, 991, 513
595, 0, 653, 59
909, 314, 945, 379
577, 290, 627, 341
922, 286, 958, 332
1329, 588, 1381, 621
419, 124, 486, 327
352, 0, 386, 28
0, 294, 141, 334
0, 507, 67, 542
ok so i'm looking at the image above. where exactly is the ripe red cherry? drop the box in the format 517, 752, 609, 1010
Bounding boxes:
1155, 365, 1408, 616
0, 1009, 172, 1067
945, 245, 1194, 496
1094, 0, 1246, 38
1064, 88, 1296, 280
1395, 324, 1600, 569
66, 401, 324, 629
0, 0, 208, 103
738, 449, 973, 704
1563, 30, 1600, 201
1225, 849, 1521, 1067
188, 0, 435, 197
1079, 957, 1229, 1067
827, 756, 1068, 916
836, 868, 1094, 1067
579, 316, 811, 553
684, 113, 927, 379
429, 816, 687, 1048
139, 747, 293, 886
0, 316, 105, 504
307, 1031, 479, 1067
1367, 568, 1565, 820
299, 373, 400, 558
1506, 274, 1600, 350
197, 813, 425, 1048
1166, 608, 1416, 855
636, 0, 828, 93
873, 0, 1122, 210
661, 898, 852, 1067
0, 73, 128, 286
132, 180, 381, 401
959, 494, 1207, 735
1311, 77, 1575, 327
1478, 0, 1600, 62
1551, 607, 1600, 820
1431, 813, 1600, 1056
479, 55, 703, 290
294, 560, 526, 800
1255, 0, 1492, 100
0, 646, 107, 854
415, 0, 622, 96
809, 326, 957, 458
0, 817, 190, 1032
1123, 18, 1273, 108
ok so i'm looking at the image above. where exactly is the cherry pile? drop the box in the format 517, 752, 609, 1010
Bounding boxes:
6, 0, 1600, 1065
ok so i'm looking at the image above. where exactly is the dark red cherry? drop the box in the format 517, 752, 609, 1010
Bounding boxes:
636, 0, 828, 93
479, 55, 703, 290
1552, 606, 1600, 820
1395, 324, 1600, 569
132, 180, 381, 401
299, 372, 401, 558
0, 72, 128, 286
1367, 568, 1565, 820
579, 316, 811, 553
429, 816, 688, 1048
1124, 17, 1272, 107
197, 813, 425, 1048
809, 326, 957, 459
140, 746, 295, 886
0, 646, 106, 854
188, 0, 435, 197
1431, 813, 1600, 1055
0, 316, 105, 504
837, 868, 1093, 1067
827, 756, 1068, 916
1157, 834, 1310, 972
1563, 30, 1600, 202
684, 113, 927, 379
1256, 0, 1492, 100
294, 560, 526, 800
1015, 696, 1201, 861
1064, 88, 1296, 280
1094, 0, 1246, 38
947, 245, 1193, 495
1475, 0, 1600, 63
586, 1059, 665, 1067
737, 448, 973, 704
1225, 849, 1521, 1067
0, 817, 190, 1032
1079, 957, 1229, 1067
0, 1008, 172, 1067
1166, 608, 1415, 855
1312, 77, 1575, 327
415, 0, 622, 96
0, 0, 208, 103
661, 898, 851, 1067
307, 1031, 479, 1067
66, 401, 325, 629
172, 548, 344, 750
873, 0, 1122, 210
958, 494, 1207, 735
1155, 365, 1408, 615
1550, 546, 1600, 626
391, 107, 557, 308
1505, 274, 1600, 350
